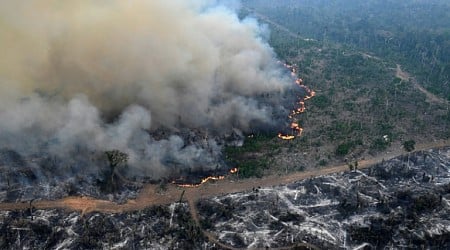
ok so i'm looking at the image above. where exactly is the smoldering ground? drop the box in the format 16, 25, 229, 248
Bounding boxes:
0, 0, 293, 188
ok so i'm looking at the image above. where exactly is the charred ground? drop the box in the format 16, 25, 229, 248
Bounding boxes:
197, 148, 450, 249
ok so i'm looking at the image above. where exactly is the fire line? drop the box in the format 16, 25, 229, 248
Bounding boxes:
278, 63, 315, 140
172, 167, 239, 188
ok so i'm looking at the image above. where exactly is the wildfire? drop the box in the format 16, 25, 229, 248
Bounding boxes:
278, 133, 295, 140
173, 167, 238, 188
278, 63, 314, 140
304, 90, 316, 101
175, 175, 225, 188
290, 122, 303, 136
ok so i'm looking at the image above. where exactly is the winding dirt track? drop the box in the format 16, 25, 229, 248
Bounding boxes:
396, 64, 449, 106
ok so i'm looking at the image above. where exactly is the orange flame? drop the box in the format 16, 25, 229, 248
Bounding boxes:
304, 90, 315, 100
172, 167, 239, 188
230, 167, 238, 174
291, 122, 303, 134
278, 63, 314, 140
175, 175, 225, 188
278, 133, 295, 140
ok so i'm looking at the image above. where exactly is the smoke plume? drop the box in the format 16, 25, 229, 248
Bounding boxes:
0, 0, 291, 179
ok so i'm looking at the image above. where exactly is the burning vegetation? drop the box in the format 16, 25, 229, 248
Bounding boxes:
278, 63, 315, 140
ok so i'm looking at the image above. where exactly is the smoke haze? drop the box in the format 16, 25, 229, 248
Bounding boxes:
0, 0, 290, 178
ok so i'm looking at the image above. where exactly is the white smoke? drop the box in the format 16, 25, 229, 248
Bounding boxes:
0, 0, 291, 177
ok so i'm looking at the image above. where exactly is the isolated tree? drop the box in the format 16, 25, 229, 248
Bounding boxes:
402, 140, 416, 166
348, 162, 354, 172
158, 179, 168, 193
105, 149, 128, 169
105, 150, 128, 190
403, 140, 416, 153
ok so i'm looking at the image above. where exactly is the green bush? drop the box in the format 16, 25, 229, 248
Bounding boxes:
336, 143, 351, 156
238, 160, 266, 178
335, 140, 363, 156
370, 138, 390, 151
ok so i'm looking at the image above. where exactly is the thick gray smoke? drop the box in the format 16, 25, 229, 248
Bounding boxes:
0, 0, 290, 179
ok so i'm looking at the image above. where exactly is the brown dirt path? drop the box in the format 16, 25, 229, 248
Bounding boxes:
396, 64, 449, 106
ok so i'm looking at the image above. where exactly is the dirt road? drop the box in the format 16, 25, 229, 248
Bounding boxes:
396, 64, 449, 106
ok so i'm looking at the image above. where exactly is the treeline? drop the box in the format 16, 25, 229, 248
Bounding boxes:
243, 0, 450, 100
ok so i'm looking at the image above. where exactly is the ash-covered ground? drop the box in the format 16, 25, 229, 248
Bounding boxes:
197, 147, 450, 249
0, 202, 213, 250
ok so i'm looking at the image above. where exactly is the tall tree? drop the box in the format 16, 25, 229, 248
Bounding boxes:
105, 150, 129, 191
402, 140, 416, 166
